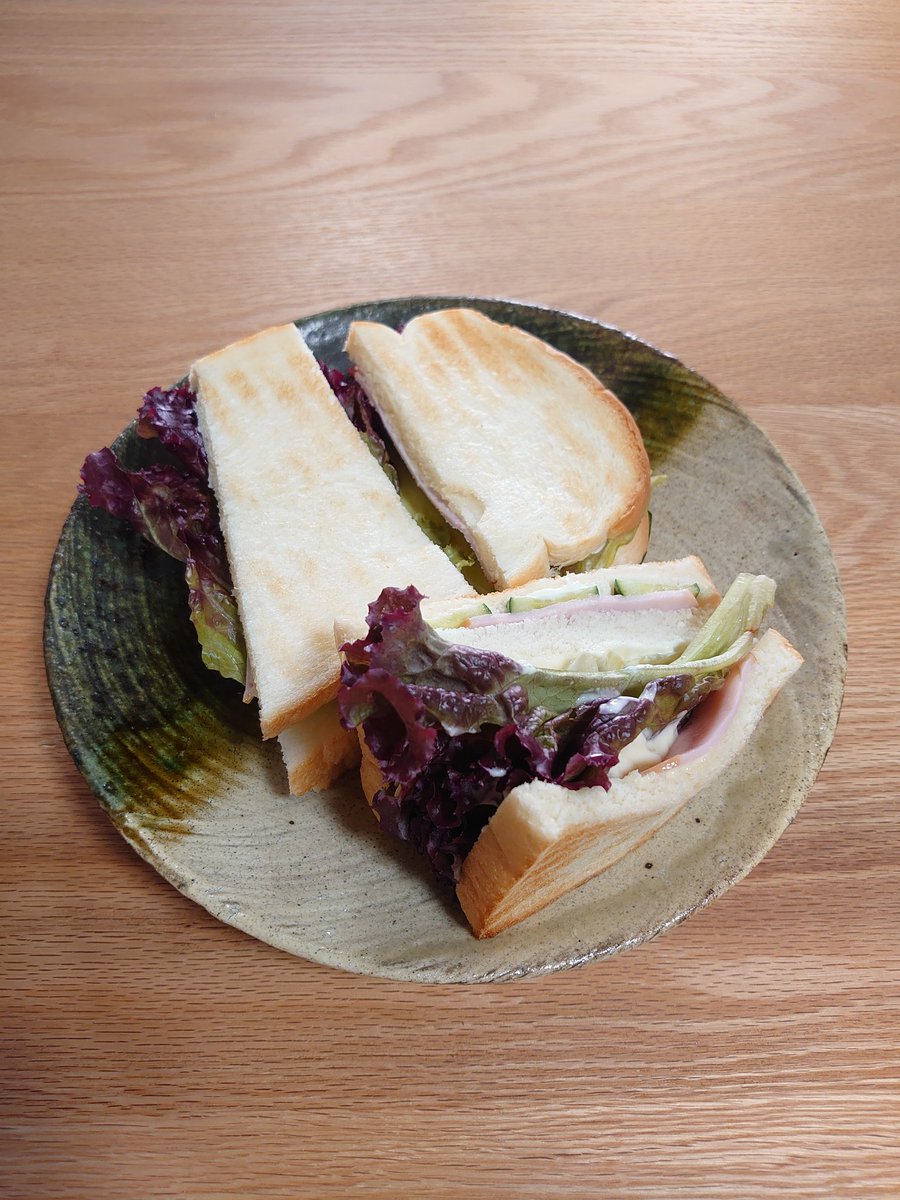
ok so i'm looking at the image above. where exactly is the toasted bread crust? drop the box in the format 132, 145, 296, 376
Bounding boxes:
284, 729, 360, 795
457, 812, 667, 938
262, 675, 342, 740
279, 703, 361, 795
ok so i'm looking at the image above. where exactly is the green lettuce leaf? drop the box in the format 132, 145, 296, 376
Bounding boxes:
565, 524, 640, 573
185, 559, 246, 683
676, 573, 775, 662
517, 573, 776, 711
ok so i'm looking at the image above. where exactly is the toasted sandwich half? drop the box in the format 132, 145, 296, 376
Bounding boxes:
337, 560, 802, 937
345, 308, 652, 587
191, 324, 471, 789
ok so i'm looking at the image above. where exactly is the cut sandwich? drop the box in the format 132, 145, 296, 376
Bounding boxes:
190, 324, 471, 787
191, 323, 469, 739
80, 325, 472, 796
80, 311, 655, 798
345, 307, 652, 587
337, 560, 802, 937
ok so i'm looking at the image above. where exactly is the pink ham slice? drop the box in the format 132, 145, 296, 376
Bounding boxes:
647, 652, 754, 774
466, 588, 699, 628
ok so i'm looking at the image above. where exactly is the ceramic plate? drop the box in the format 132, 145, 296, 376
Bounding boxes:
44, 297, 846, 983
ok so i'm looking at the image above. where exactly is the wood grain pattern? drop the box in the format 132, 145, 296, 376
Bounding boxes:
2, 1, 898, 1196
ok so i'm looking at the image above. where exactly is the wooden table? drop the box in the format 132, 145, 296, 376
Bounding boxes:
3, 3, 898, 1195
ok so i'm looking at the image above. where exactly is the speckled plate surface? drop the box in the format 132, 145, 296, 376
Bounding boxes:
44, 297, 846, 983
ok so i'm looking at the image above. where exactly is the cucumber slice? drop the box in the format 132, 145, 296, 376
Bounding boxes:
429, 601, 492, 629
507, 584, 600, 613
640, 510, 652, 563
613, 579, 701, 598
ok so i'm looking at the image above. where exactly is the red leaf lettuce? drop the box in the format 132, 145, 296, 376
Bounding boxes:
79, 387, 246, 684
339, 586, 720, 886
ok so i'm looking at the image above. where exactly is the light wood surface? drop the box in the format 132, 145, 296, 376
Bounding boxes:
2, 2, 898, 1196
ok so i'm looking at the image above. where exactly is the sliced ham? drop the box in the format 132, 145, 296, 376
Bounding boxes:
647, 653, 754, 774
466, 588, 698, 629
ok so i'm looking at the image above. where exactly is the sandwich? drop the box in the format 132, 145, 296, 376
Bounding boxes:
79, 312, 651, 794
80, 323, 469, 794
336, 559, 802, 937
189, 324, 470, 788
346, 307, 652, 585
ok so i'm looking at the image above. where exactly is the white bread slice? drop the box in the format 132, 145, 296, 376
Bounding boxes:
278, 703, 359, 796
441, 606, 710, 672
456, 629, 803, 937
332, 557, 720, 649
191, 324, 470, 739
345, 308, 651, 588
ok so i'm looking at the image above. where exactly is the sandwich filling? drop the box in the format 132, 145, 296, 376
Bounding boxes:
322, 366, 494, 590
338, 574, 776, 886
